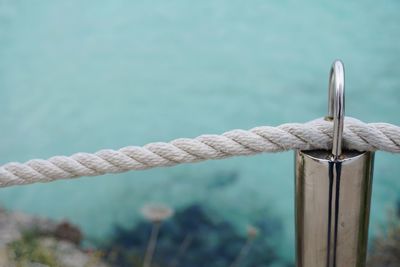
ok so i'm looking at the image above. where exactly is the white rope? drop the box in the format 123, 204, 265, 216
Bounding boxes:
0, 117, 399, 188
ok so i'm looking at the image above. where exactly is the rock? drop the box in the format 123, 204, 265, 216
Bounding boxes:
0, 211, 22, 247
0, 247, 16, 267
0, 209, 58, 248
39, 238, 108, 267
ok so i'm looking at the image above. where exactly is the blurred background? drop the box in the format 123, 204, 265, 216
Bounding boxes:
0, 0, 399, 266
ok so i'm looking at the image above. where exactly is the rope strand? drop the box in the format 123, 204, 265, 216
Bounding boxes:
1, 117, 399, 187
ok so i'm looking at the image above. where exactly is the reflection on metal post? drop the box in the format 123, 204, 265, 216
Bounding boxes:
295, 61, 375, 267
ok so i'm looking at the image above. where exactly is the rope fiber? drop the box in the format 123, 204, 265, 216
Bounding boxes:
1, 117, 399, 187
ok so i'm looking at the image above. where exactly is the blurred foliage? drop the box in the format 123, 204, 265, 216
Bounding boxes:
8, 231, 58, 267
6, 201, 400, 267
102, 203, 293, 267
5, 229, 104, 267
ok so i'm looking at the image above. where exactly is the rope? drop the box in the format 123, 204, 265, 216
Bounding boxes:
0, 117, 399, 188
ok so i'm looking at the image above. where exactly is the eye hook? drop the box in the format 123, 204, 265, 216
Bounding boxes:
327, 60, 345, 160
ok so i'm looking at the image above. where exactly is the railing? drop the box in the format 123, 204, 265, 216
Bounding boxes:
0, 60, 399, 267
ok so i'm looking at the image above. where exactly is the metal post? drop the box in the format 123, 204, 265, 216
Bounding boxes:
295, 61, 375, 267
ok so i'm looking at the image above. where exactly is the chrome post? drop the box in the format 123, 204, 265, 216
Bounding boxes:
295, 60, 375, 267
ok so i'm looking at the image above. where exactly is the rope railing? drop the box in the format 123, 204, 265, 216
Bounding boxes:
0, 117, 399, 188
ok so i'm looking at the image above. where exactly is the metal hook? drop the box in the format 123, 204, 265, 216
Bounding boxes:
327, 60, 345, 160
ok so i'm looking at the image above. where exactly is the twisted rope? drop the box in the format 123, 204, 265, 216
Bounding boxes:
1, 117, 399, 187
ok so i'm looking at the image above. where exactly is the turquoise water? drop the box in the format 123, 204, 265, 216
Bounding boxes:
0, 0, 399, 261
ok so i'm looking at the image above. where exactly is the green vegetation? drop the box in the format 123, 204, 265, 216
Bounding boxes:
8, 231, 58, 267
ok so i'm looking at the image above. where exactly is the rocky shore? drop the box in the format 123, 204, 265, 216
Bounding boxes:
1, 202, 399, 267
0, 207, 108, 267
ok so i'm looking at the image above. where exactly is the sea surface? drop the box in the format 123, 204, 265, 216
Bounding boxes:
0, 0, 399, 261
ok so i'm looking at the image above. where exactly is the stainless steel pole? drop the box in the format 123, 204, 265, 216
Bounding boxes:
295, 61, 375, 267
